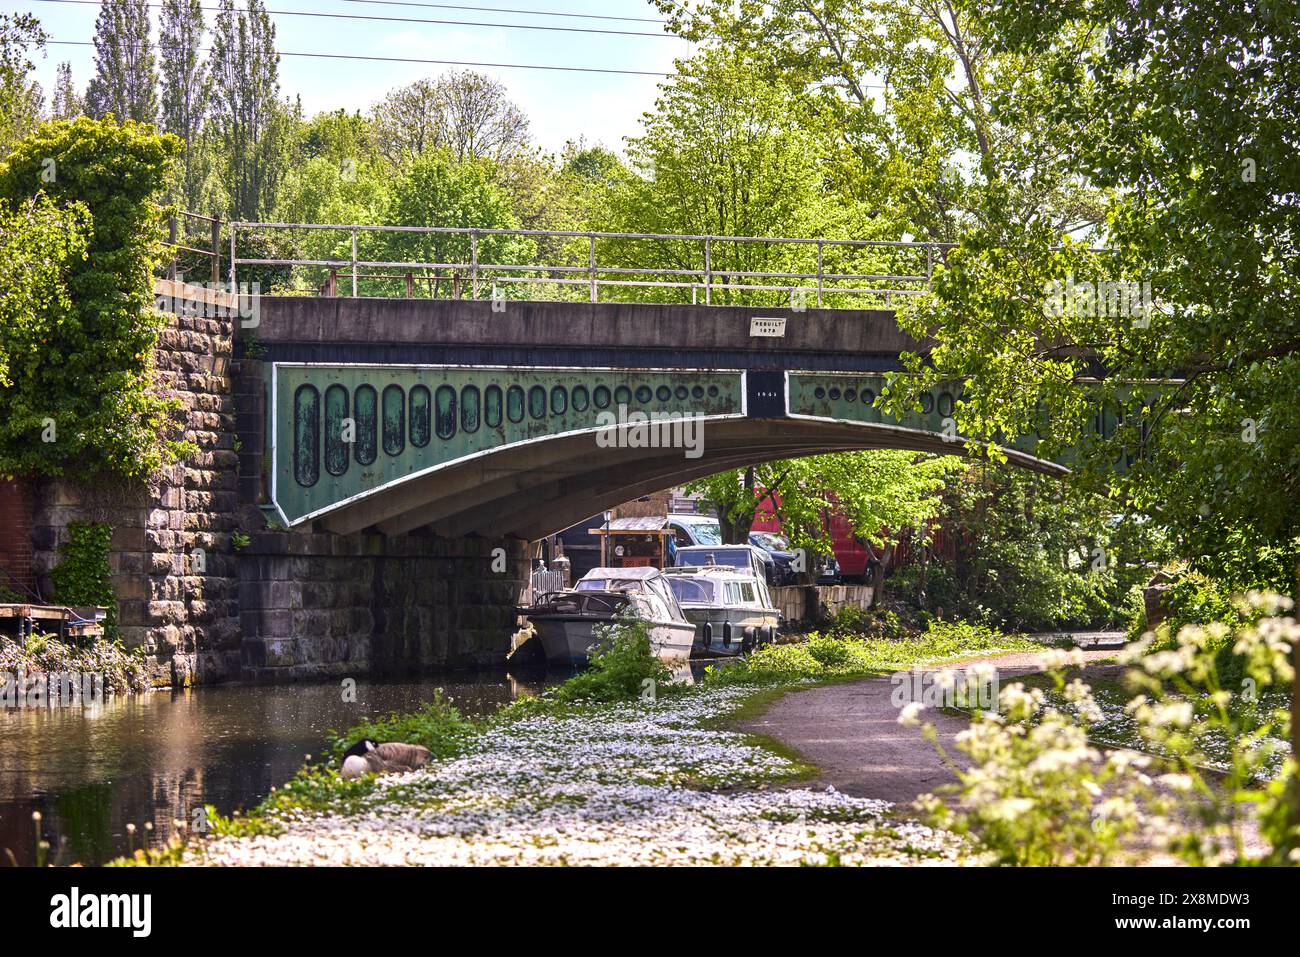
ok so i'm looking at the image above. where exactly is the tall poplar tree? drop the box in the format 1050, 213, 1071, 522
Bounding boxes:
84, 0, 158, 124
0, 13, 46, 153
207, 0, 284, 219
50, 62, 82, 120
159, 0, 208, 208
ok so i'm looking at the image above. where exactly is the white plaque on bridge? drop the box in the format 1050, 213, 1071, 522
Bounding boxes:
750, 317, 787, 338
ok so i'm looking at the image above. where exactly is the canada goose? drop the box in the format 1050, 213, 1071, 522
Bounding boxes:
340, 739, 433, 779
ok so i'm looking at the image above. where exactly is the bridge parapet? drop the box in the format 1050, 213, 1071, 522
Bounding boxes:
230, 221, 948, 308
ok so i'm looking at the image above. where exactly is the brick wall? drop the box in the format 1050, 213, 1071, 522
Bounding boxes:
0, 478, 35, 594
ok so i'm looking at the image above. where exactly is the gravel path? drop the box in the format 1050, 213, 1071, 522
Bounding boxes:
741, 650, 1116, 806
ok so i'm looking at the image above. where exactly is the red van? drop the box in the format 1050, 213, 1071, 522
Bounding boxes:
750, 494, 877, 583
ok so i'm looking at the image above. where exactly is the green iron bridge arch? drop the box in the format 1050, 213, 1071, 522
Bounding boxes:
264, 359, 1135, 540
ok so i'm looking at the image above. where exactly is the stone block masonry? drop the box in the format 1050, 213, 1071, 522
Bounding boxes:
237, 532, 528, 682
18, 306, 531, 686
28, 310, 243, 687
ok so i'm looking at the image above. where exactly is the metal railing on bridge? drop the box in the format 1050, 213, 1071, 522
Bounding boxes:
224, 220, 956, 308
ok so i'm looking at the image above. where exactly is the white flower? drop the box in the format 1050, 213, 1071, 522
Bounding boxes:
1156, 773, 1195, 792
898, 701, 926, 727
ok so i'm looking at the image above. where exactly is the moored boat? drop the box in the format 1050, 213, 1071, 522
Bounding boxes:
662, 564, 781, 656
520, 567, 696, 666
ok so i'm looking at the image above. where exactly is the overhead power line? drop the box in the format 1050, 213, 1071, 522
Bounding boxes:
48, 40, 676, 77
339, 0, 668, 25
27, 0, 681, 39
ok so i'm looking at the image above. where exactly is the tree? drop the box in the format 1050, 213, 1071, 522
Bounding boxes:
84, 0, 158, 124
687, 451, 960, 564
375, 151, 535, 298
605, 45, 876, 305
875, 0, 1300, 840
206, 0, 286, 220
0, 117, 187, 479
910, 465, 1172, 630
0, 13, 46, 154
371, 71, 529, 168
654, 0, 1103, 245
158, 0, 208, 208
50, 62, 82, 120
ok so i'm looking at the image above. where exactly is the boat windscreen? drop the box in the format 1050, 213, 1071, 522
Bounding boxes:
675, 548, 753, 572
583, 595, 627, 614
667, 578, 716, 604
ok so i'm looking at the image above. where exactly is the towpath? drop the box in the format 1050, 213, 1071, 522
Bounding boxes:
740, 649, 1117, 805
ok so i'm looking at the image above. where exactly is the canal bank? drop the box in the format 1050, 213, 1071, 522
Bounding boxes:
154, 625, 1051, 866
0, 671, 561, 866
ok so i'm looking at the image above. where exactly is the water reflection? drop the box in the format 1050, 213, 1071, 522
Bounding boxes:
0, 671, 558, 866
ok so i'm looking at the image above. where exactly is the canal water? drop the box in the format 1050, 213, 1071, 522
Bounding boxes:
0, 670, 562, 866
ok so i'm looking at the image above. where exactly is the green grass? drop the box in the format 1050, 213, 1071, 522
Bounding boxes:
705, 620, 1042, 687
327, 688, 475, 761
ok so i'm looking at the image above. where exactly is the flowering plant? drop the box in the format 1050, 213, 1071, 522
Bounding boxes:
908, 593, 1297, 866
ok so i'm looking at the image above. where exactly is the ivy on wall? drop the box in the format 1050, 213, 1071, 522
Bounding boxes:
50, 521, 117, 635
0, 116, 189, 479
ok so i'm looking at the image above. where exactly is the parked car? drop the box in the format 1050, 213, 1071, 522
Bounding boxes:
667, 513, 723, 547
748, 530, 842, 585
746, 531, 798, 585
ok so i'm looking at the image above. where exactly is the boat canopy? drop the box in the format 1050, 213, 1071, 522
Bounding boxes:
580, 566, 665, 581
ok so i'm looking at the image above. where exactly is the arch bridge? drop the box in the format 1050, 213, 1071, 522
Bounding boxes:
244, 296, 1134, 542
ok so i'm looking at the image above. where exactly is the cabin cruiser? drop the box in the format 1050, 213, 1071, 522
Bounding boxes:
662, 564, 781, 656
520, 567, 697, 666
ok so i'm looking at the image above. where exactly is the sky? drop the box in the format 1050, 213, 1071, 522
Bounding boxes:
9, 0, 693, 155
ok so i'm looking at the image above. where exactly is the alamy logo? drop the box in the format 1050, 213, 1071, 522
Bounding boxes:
1, 670, 105, 708
154, 280, 262, 328
595, 404, 704, 459
890, 667, 998, 710
1041, 273, 1153, 320
49, 887, 151, 937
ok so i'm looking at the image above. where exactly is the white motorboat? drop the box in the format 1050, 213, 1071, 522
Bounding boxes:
521, 567, 697, 666
662, 564, 781, 655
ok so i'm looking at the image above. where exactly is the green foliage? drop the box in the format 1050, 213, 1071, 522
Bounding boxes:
329, 689, 474, 762
0, 116, 188, 479
49, 521, 117, 635
0, 13, 46, 155
243, 767, 378, 822
1141, 569, 1287, 692
604, 45, 881, 306
84, 0, 158, 125
378, 151, 536, 297
0, 633, 149, 694
205, 0, 286, 221
893, 466, 1172, 630
687, 451, 960, 550
881, 0, 1300, 589
655, 1, 1097, 245
713, 620, 1035, 686
0, 194, 90, 398
824, 605, 907, 641
921, 595, 1299, 865
549, 611, 673, 705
